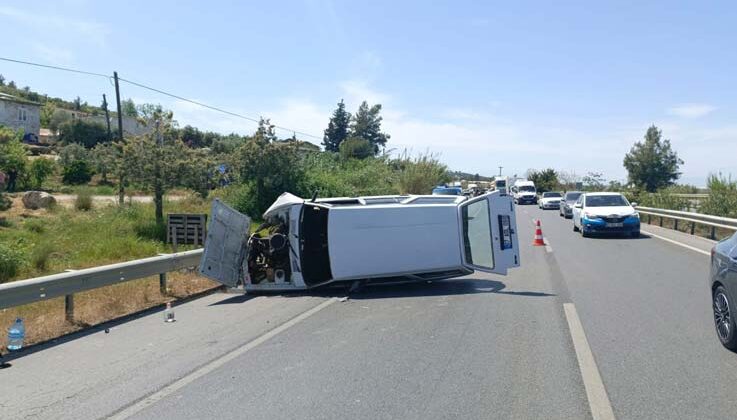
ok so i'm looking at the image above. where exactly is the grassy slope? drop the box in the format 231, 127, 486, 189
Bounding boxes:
0, 196, 218, 348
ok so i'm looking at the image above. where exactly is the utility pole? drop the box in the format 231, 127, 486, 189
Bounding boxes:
102, 94, 112, 141
498, 166, 503, 177
113, 72, 125, 205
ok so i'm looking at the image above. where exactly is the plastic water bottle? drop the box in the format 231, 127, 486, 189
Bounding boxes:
163, 302, 175, 323
7, 318, 25, 351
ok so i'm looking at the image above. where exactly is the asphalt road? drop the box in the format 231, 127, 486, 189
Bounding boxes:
1, 205, 733, 420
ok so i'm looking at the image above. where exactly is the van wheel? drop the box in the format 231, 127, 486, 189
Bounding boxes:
573, 222, 579, 232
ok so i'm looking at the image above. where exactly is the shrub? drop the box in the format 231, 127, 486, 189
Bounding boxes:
75, 189, 94, 211
30, 243, 54, 270
211, 183, 258, 216
339, 137, 374, 160
0, 217, 12, 228
395, 152, 450, 194
63, 160, 94, 185
29, 158, 56, 189
0, 193, 11, 211
134, 220, 167, 242
24, 218, 46, 233
701, 173, 737, 218
0, 243, 23, 283
58, 119, 110, 148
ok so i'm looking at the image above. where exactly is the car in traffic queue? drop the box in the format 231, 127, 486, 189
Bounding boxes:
199, 191, 520, 292
571, 192, 640, 238
711, 231, 737, 351
559, 191, 583, 218
432, 185, 463, 196
538, 192, 563, 210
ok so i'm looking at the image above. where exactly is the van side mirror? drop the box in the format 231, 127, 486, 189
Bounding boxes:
574, 203, 582, 208
631, 202, 638, 207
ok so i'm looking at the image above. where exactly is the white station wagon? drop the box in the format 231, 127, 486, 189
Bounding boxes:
199, 191, 520, 291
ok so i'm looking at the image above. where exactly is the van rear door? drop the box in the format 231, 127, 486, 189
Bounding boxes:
199, 199, 251, 287
459, 191, 520, 275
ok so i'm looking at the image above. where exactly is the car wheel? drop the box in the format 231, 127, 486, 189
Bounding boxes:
630, 231, 640, 238
714, 286, 737, 351
573, 221, 579, 232
580, 221, 588, 237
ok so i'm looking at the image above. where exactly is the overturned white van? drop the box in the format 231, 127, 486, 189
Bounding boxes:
199, 191, 520, 292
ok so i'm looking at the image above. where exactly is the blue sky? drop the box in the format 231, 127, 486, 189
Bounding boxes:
1, 0, 735, 186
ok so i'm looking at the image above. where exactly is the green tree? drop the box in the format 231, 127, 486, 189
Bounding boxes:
350, 101, 390, 154
339, 137, 374, 160
527, 168, 559, 192
582, 171, 606, 191
8, 81, 17, 89
59, 143, 88, 167
49, 109, 72, 135
29, 158, 56, 189
40, 102, 55, 129
0, 126, 28, 192
90, 142, 120, 184
121, 99, 138, 117
230, 140, 304, 216
0, 74, 5, 86
623, 125, 683, 192
58, 119, 110, 148
253, 118, 278, 145
323, 99, 351, 152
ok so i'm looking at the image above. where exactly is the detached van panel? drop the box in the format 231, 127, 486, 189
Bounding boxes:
328, 205, 463, 280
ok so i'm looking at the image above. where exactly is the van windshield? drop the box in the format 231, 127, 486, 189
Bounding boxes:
519, 185, 535, 192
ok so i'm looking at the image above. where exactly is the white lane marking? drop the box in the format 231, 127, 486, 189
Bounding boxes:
109, 298, 337, 420
564, 303, 616, 420
641, 229, 710, 256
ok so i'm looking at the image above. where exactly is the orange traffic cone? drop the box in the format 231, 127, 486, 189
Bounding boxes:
532, 220, 545, 246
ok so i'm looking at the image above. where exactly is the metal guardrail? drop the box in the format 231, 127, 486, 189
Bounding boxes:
635, 206, 737, 239
0, 249, 203, 319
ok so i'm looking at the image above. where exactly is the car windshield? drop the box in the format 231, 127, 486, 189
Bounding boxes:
565, 192, 582, 201
543, 192, 561, 198
519, 185, 535, 192
461, 199, 494, 270
585, 195, 629, 207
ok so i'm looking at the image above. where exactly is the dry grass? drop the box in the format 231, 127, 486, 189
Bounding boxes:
0, 271, 217, 349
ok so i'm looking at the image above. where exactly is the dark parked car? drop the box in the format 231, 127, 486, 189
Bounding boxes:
711, 232, 737, 351
559, 191, 582, 218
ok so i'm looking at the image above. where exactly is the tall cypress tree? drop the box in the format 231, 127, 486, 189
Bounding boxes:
322, 100, 351, 152
350, 101, 390, 154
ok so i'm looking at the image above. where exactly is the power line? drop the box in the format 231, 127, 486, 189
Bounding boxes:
0, 56, 109, 78
0, 56, 323, 140
118, 77, 321, 140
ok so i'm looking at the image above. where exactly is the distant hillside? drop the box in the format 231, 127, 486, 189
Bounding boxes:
448, 170, 494, 182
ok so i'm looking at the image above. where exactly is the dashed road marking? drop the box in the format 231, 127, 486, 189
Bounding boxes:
564, 303, 616, 420
108, 298, 338, 419
641, 229, 710, 256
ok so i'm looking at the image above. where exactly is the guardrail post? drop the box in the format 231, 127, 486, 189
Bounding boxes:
159, 273, 167, 295
65, 294, 74, 323
711, 226, 716, 240
690, 222, 695, 235
659, 216, 663, 227
674, 219, 679, 231
648, 214, 651, 224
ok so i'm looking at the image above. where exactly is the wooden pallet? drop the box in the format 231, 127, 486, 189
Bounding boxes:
167, 213, 207, 247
